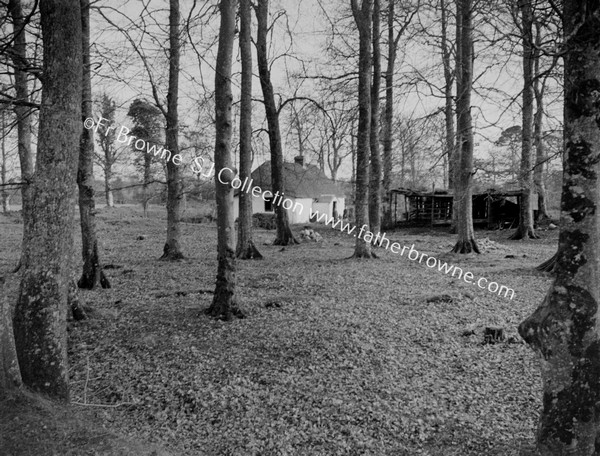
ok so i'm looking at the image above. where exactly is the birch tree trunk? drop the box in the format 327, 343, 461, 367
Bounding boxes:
78, 0, 110, 290
13, 0, 82, 400
382, 0, 395, 227
452, 0, 479, 254
256, 0, 298, 246
206, 0, 243, 321
511, 0, 538, 240
236, 0, 262, 260
368, 0, 381, 236
519, 1, 600, 452
161, 0, 185, 261
351, 0, 375, 258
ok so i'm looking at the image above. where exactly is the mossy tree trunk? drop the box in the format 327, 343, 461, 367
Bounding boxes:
206, 0, 243, 321
13, 0, 82, 401
351, 0, 376, 259
452, 0, 479, 254
519, 1, 600, 452
236, 0, 262, 260
78, 0, 110, 289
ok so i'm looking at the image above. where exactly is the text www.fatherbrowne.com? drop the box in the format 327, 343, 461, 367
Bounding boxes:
311, 210, 515, 300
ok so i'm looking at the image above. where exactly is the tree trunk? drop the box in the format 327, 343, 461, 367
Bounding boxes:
511, 0, 538, 240
142, 154, 151, 217
369, 0, 381, 236
351, 0, 375, 258
161, 0, 185, 261
236, 0, 262, 260
452, 0, 479, 254
519, 2, 600, 451
533, 22, 550, 222
206, 0, 243, 321
78, 0, 110, 289
105, 167, 114, 207
255, 0, 298, 246
8, 0, 34, 243
13, 0, 82, 401
0, 276, 22, 399
1, 110, 9, 213
382, 0, 395, 229
441, 0, 457, 233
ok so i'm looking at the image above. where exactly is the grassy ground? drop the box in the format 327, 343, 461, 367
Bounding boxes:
0, 205, 556, 455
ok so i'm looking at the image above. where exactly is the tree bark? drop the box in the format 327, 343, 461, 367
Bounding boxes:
0, 276, 22, 399
533, 23, 550, 222
350, 0, 376, 258
452, 0, 479, 254
441, 0, 457, 233
520, 1, 600, 452
236, 0, 262, 260
206, 0, 243, 321
511, 0, 538, 240
382, 0, 395, 227
78, 0, 110, 289
161, 0, 185, 261
1, 110, 9, 213
255, 0, 298, 246
8, 0, 34, 248
13, 0, 82, 401
368, 0, 381, 236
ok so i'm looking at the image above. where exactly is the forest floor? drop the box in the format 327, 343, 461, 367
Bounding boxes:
0, 205, 558, 455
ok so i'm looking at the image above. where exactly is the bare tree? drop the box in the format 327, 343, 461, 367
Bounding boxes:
161, 0, 185, 260
77, 0, 110, 290
452, 0, 479, 253
13, 0, 82, 400
369, 0, 381, 235
510, 0, 538, 240
236, 0, 262, 260
519, 0, 600, 450
94, 94, 121, 207
351, 0, 376, 258
206, 0, 243, 320
255, 0, 298, 246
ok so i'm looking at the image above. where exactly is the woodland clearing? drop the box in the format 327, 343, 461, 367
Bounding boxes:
0, 205, 554, 455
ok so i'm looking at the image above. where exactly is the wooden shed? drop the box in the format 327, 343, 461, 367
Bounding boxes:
389, 188, 534, 229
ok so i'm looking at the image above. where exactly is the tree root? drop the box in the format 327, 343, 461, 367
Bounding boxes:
451, 239, 480, 254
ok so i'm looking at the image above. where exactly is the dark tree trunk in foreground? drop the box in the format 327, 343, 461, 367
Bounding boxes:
255, 0, 298, 246
519, 2, 600, 452
161, 0, 185, 261
13, 0, 82, 401
236, 0, 262, 260
368, 0, 381, 236
1, 276, 22, 398
452, 0, 479, 254
351, 0, 375, 258
511, 0, 538, 240
78, 0, 109, 290
9, 0, 34, 261
206, 0, 243, 321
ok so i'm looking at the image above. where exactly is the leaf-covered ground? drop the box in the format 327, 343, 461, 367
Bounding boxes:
1, 206, 556, 455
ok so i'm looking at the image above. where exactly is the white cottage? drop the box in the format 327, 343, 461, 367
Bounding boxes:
233, 156, 345, 225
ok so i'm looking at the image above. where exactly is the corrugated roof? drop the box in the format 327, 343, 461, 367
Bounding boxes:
251, 161, 345, 198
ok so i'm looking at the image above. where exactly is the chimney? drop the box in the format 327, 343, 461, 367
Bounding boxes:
294, 155, 305, 167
